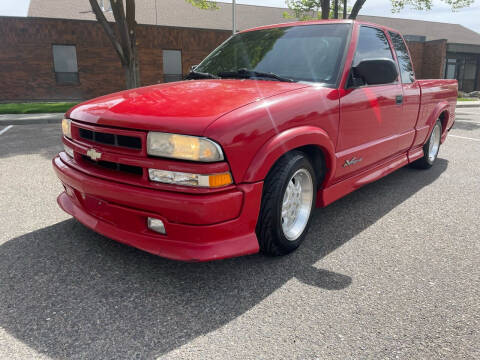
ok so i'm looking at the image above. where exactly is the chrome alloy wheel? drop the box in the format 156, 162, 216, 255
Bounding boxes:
281, 168, 314, 241
428, 122, 442, 162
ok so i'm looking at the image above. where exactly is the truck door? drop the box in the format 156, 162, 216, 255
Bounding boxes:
388, 31, 421, 153
336, 25, 403, 180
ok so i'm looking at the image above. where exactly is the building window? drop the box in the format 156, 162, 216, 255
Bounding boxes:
98, 0, 112, 12
163, 50, 182, 83
445, 53, 479, 92
445, 58, 456, 79
52, 45, 79, 85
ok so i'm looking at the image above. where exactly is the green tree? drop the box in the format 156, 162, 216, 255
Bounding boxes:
285, 0, 333, 20
391, 0, 474, 12
89, 0, 218, 89
284, 0, 474, 20
185, 0, 218, 9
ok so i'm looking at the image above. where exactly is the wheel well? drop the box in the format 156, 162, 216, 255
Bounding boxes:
439, 111, 448, 133
271, 145, 327, 188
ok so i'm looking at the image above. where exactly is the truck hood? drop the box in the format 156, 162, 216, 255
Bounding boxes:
67, 80, 308, 135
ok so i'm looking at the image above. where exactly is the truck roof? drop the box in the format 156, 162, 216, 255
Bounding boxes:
240, 19, 401, 35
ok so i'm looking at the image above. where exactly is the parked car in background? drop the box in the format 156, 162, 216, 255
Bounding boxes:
53, 20, 457, 261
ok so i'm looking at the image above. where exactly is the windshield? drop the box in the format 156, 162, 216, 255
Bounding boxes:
195, 24, 351, 85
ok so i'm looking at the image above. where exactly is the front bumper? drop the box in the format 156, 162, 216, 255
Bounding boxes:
53, 155, 262, 261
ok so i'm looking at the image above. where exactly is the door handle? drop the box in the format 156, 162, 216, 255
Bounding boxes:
396, 95, 403, 105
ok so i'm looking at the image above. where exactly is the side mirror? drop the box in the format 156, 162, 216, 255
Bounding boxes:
352, 59, 398, 86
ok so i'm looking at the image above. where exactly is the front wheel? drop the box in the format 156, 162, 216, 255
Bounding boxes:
256, 151, 317, 256
410, 120, 442, 169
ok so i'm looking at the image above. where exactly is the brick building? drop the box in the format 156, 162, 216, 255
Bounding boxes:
0, 16, 230, 101
1, 0, 480, 101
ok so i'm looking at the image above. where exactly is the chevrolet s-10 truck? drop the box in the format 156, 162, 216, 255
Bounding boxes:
53, 20, 457, 261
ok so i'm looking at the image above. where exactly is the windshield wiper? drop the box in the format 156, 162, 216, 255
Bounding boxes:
218, 68, 297, 83
185, 70, 220, 80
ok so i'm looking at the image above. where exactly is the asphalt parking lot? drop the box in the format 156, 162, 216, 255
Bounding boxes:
0, 109, 479, 360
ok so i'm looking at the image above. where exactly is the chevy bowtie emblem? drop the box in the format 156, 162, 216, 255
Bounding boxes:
343, 156, 363, 168
86, 148, 102, 161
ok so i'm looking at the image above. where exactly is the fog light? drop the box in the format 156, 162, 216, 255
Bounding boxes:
64, 144, 74, 157
65, 185, 75, 197
147, 218, 166, 234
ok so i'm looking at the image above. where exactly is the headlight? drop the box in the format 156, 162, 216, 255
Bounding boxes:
62, 118, 72, 139
149, 169, 232, 188
147, 132, 224, 162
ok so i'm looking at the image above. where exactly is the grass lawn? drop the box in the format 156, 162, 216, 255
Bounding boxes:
458, 98, 479, 102
0, 102, 79, 114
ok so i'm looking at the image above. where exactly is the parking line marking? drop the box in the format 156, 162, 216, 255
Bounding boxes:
454, 120, 480, 124
0, 125, 13, 136
449, 135, 480, 142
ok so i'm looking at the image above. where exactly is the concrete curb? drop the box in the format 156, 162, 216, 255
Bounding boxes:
457, 102, 480, 108
0, 113, 64, 126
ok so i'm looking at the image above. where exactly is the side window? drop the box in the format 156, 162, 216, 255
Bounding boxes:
52, 45, 79, 85
353, 26, 394, 66
389, 32, 415, 84
163, 50, 182, 83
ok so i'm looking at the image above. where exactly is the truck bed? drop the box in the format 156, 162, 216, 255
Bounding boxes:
418, 79, 458, 132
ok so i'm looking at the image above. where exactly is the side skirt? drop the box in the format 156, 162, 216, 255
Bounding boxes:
317, 153, 409, 207
407, 146, 424, 163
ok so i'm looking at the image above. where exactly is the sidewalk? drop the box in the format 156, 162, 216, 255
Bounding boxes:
0, 113, 64, 126
457, 101, 480, 108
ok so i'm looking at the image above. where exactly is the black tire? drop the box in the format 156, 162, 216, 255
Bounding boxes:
410, 120, 442, 169
256, 151, 317, 256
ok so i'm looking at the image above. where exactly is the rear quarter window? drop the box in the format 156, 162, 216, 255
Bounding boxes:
389, 32, 415, 84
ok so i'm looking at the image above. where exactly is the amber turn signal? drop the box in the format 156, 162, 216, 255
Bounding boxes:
148, 169, 233, 188
208, 173, 233, 187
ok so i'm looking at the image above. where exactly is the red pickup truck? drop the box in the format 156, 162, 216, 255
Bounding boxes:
53, 20, 457, 261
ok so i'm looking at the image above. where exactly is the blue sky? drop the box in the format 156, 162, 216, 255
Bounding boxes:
1, 0, 479, 33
